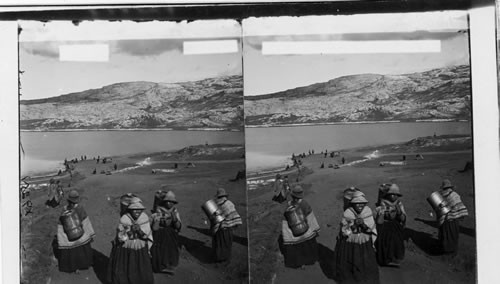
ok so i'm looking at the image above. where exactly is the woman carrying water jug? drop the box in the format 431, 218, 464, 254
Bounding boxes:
56, 190, 96, 273
279, 184, 320, 269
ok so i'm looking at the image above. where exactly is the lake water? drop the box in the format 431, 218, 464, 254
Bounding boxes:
245, 122, 471, 174
20, 130, 244, 176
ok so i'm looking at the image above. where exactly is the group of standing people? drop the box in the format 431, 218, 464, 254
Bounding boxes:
54, 187, 242, 283
278, 179, 468, 283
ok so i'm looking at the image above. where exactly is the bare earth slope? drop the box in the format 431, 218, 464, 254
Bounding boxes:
245, 65, 471, 125
20, 75, 243, 130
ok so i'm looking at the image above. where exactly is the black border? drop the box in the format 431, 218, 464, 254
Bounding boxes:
0, 1, 495, 21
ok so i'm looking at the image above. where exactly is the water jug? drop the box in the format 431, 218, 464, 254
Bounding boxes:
202, 199, 225, 224
427, 191, 451, 217
153, 190, 166, 212
60, 210, 83, 241
284, 205, 309, 237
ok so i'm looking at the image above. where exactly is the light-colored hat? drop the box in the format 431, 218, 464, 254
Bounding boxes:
387, 184, 402, 196
291, 185, 304, 199
351, 195, 368, 204
440, 179, 454, 189
215, 188, 228, 198
163, 190, 178, 204
128, 201, 146, 210
67, 190, 80, 203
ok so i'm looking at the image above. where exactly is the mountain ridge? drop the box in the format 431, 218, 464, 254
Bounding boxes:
20, 75, 244, 130
244, 65, 471, 126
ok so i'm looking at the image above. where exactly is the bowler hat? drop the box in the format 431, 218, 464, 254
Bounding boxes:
67, 190, 80, 203
163, 190, 178, 204
387, 184, 402, 196
128, 201, 146, 210
351, 195, 368, 204
440, 179, 454, 189
215, 188, 228, 198
291, 185, 304, 199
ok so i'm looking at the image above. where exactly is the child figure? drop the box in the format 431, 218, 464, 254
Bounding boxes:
375, 184, 406, 266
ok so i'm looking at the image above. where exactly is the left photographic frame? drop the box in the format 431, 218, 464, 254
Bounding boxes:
18, 20, 247, 284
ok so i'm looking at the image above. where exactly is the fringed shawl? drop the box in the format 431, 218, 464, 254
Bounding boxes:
218, 199, 243, 229
341, 206, 377, 244
117, 212, 153, 250
281, 199, 320, 245
57, 205, 96, 249
438, 189, 468, 225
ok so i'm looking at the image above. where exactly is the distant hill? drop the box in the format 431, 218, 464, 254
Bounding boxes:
20, 75, 243, 130
244, 65, 471, 126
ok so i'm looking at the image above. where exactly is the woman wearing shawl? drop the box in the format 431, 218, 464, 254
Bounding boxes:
56, 190, 95, 273
150, 191, 182, 274
374, 184, 406, 266
437, 179, 468, 254
107, 197, 154, 284
279, 185, 320, 268
272, 174, 288, 203
334, 192, 379, 284
211, 188, 243, 263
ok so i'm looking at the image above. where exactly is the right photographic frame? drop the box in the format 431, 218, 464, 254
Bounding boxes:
244, 11, 475, 283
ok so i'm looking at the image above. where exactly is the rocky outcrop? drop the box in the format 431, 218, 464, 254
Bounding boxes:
245, 65, 471, 126
20, 75, 243, 130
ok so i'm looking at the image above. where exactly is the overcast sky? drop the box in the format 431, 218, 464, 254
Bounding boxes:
243, 12, 469, 96
19, 21, 242, 100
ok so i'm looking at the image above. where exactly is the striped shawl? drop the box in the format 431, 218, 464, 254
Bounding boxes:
281, 199, 320, 245
438, 189, 468, 225
219, 199, 243, 229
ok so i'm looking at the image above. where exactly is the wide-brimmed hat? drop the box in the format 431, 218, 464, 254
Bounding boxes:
215, 188, 228, 198
67, 190, 80, 203
351, 195, 368, 204
291, 185, 304, 199
163, 190, 178, 204
128, 200, 146, 210
440, 179, 454, 189
387, 184, 402, 196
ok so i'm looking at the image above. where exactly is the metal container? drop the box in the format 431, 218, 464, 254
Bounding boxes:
377, 183, 392, 206
60, 210, 83, 241
120, 193, 137, 216
202, 199, 225, 224
427, 191, 451, 216
343, 187, 362, 210
153, 190, 166, 212
284, 205, 309, 237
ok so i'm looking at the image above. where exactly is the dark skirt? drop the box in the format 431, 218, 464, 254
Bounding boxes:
272, 193, 287, 203
107, 242, 154, 284
334, 237, 380, 284
213, 227, 233, 262
375, 221, 405, 265
58, 242, 93, 273
281, 236, 318, 268
151, 226, 180, 272
439, 219, 460, 254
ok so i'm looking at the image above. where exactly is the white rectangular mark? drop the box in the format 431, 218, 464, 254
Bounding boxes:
262, 40, 441, 55
59, 44, 109, 62
183, 40, 239, 55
